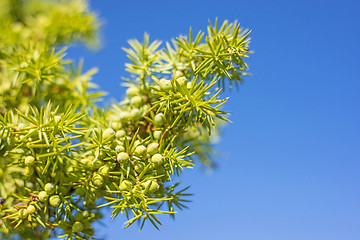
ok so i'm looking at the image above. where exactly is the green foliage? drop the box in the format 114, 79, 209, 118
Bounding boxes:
0, 0, 251, 239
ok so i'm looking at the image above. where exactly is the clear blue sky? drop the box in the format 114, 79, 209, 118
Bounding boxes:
67, 0, 360, 239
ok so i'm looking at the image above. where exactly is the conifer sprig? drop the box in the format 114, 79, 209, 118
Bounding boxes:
0, 1, 251, 239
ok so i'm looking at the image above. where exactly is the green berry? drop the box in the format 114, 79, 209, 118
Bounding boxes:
134, 162, 145, 173
176, 76, 187, 86
151, 153, 163, 164
141, 104, 150, 114
18, 209, 28, 219
81, 158, 92, 167
117, 152, 129, 163
147, 143, 159, 155
142, 180, 159, 193
134, 140, 141, 147
130, 96, 143, 107
27, 205, 36, 214
44, 183, 55, 194
159, 78, 172, 91
126, 86, 139, 97
92, 159, 102, 169
115, 145, 125, 153
102, 128, 115, 140
119, 111, 130, 121
115, 130, 125, 138
154, 113, 164, 125
38, 191, 48, 202
92, 174, 103, 187
72, 221, 84, 233
49, 195, 61, 208
98, 165, 110, 175
24, 166, 34, 177
24, 156, 35, 166
174, 70, 184, 79
134, 145, 146, 156
119, 180, 132, 191
153, 130, 162, 139
130, 108, 141, 119
82, 210, 90, 218
110, 120, 122, 130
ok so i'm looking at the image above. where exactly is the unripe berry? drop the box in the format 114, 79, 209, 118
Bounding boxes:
119, 111, 130, 122
117, 152, 129, 163
130, 108, 141, 119
18, 209, 28, 219
24, 166, 34, 177
82, 210, 90, 218
151, 153, 163, 164
81, 158, 92, 167
115, 145, 125, 153
142, 180, 159, 193
27, 205, 36, 214
44, 183, 55, 194
153, 130, 162, 140
141, 104, 150, 114
147, 143, 159, 155
102, 128, 115, 140
98, 165, 110, 175
176, 76, 187, 86
130, 96, 143, 107
159, 78, 172, 91
126, 86, 139, 97
92, 174, 103, 187
49, 195, 61, 208
154, 113, 164, 126
24, 156, 35, 166
174, 70, 184, 79
38, 191, 48, 202
110, 120, 122, 130
134, 162, 145, 173
72, 221, 84, 233
115, 130, 125, 138
134, 140, 141, 147
119, 180, 132, 191
135, 145, 146, 156
93, 159, 102, 169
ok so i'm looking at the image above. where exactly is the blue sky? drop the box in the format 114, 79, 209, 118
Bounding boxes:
67, 0, 360, 239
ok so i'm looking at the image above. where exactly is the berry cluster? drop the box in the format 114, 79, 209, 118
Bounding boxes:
0, 1, 251, 238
